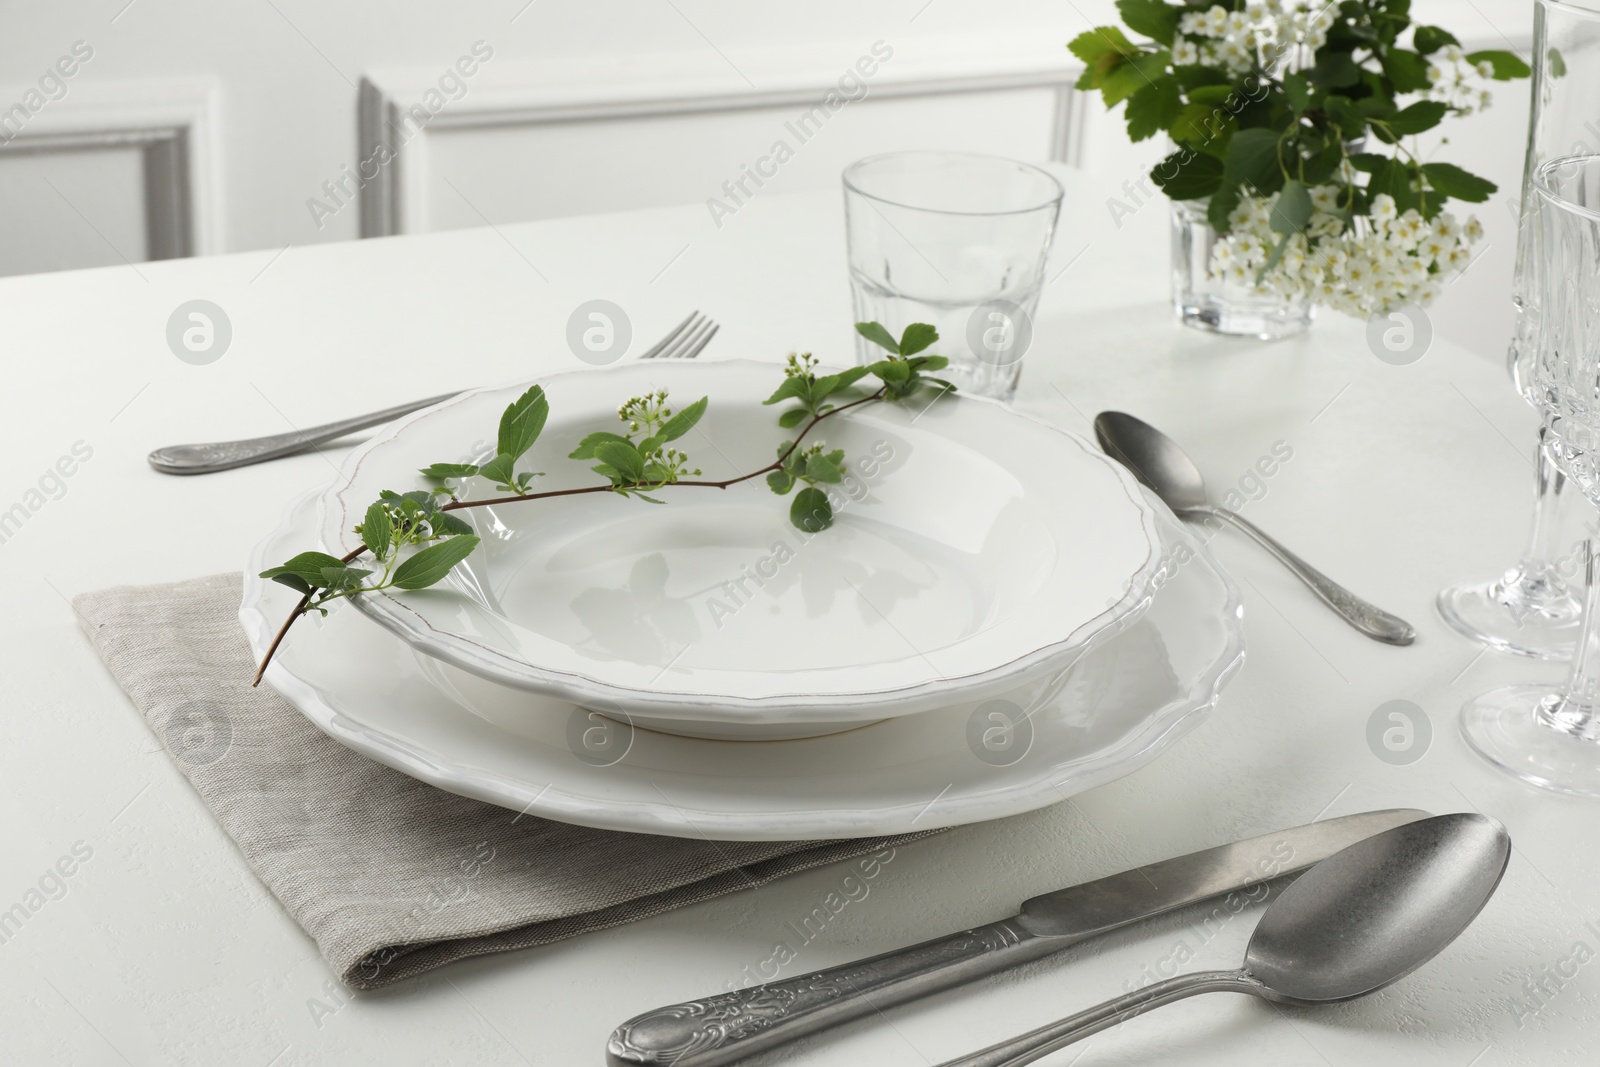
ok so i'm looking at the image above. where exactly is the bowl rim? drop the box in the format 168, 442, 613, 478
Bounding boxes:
311, 358, 1167, 722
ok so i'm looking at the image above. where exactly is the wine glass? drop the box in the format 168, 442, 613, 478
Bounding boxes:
1462, 154, 1600, 796
1436, 0, 1600, 659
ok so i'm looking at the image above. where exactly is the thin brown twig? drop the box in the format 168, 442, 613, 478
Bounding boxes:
251, 387, 889, 685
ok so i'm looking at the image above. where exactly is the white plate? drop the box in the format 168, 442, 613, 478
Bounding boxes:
315, 360, 1165, 737
245, 488, 1244, 840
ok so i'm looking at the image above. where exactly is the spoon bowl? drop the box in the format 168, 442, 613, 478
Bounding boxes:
1244, 812, 1511, 1003
1093, 411, 1210, 512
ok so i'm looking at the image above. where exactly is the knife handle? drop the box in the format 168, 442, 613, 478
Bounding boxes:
606, 919, 1050, 1067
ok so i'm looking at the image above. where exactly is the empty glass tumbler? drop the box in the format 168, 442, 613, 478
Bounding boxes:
843, 152, 1064, 401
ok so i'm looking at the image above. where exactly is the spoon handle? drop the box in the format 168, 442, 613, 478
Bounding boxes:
1201, 506, 1416, 646
936, 970, 1257, 1067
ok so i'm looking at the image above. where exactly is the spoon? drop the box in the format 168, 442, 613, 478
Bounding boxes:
1093, 411, 1416, 645
937, 813, 1510, 1067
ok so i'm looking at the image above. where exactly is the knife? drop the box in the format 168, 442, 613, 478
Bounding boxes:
606, 808, 1430, 1067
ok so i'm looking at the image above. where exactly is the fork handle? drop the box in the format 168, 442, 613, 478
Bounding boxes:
147, 392, 460, 475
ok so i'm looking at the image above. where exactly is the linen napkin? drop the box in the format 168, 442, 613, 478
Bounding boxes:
74, 573, 936, 990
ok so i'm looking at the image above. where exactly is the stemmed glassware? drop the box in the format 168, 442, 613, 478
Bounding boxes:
1436, 0, 1600, 660
1462, 153, 1600, 796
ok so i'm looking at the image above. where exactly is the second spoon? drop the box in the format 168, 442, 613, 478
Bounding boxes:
1094, 411, 1415, 646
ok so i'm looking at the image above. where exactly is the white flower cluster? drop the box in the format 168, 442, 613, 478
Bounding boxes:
1174, 1, 1335, 75
1208, 190, 1484, 316
1426, 44, 1495, 115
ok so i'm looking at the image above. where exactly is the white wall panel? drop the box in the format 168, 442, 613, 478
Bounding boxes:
0, 145, 146, 275
419, 87, 1060, 231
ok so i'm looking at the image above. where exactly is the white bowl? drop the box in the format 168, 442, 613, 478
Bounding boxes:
316, 359, 1165, 738
245, 487, 1244, 840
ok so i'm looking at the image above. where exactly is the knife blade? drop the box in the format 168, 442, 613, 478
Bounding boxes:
606, 808, 1430, 1067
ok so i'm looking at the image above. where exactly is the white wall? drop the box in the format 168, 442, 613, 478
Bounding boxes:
0, 0, 1536, 359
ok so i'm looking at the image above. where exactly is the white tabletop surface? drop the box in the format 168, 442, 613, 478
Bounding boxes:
2, 165, 1594, 1066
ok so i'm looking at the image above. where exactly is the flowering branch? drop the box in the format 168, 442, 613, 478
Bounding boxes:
250, 322, 954, 684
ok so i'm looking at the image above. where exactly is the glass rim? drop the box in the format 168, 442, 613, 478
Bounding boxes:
1535, 154, 1600, 222
1539, 0, 1600, 18
841, 150, 1065, 218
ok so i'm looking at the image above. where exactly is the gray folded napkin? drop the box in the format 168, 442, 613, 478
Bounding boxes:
74, 573, 935, 989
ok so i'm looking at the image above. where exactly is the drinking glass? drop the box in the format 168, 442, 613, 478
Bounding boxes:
843, 151, 1063, 401
1436, 0, 1600, 659
1462, 154, 1600, 796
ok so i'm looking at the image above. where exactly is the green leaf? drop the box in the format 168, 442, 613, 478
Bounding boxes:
1257, 231, 1292, 281
595, 441, 646, 482
1309, 51, 1361, 89
1270, 180, 1312, 237
869, 358, 911, 383
497, 385, 549, 462
657, 395, 708, 442
1169, 102, 1233, 145
319, 565, 372, 592
805, 452, 844, 483
1382, 49, 1432, 93
361, 501, 392, 559
1116, 0, 1179, 45
1412, 26, 1459, 56
897, 323, 938, 357
1347, 152, 1389, 173
1150, 151, 1224, 202
790, 487, 833, 533
1322, 95, 1368, 140
1125, 79, 1183, 142
1283, 71, 1315, 113
1185, 85, 1234, 107
1301, 138, 1343, 185
436, 511, 474, 536
1377, 100, 1448, 139
478, 452, 517, 486
767, 469, 795, 495
262, 551, 344, 590
1224, 128, 1283, 190
418, 462, 480, 481
1369, 158, 1416, 210
909, 354, 948, 372
263, 571, 314, 595
812, 366, 872, 403
762, 376, 811, 406
854, 321, 900, 354
777, 407, 809, 428
1466, 49, 1531, 80
1208, 180, 1242, 234
392, 535, 481, 590
1421, 162, 1496, 202
1067, 25, 1139, 68
1549, 47, 1568, 79
1099, 50, 1170, 108
568, 431, 632, 459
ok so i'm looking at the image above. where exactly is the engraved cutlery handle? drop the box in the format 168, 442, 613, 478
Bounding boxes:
1200, 505, 1416, 645
606, 920, 1048, 1067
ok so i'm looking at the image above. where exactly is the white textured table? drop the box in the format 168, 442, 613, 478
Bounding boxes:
2, 167, 1594, 1066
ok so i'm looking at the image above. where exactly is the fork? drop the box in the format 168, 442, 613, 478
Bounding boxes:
147, 311, 720, 475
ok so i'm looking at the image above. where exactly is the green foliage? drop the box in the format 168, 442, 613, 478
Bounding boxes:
254, 318, 957, 679
1069, 0, 1523, 235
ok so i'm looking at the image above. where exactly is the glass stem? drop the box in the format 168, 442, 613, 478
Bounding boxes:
1546, 539, 1600, 740
1521, 429, 1570, 579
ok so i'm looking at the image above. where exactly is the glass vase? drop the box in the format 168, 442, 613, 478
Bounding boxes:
1170, 199, 1313, 340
